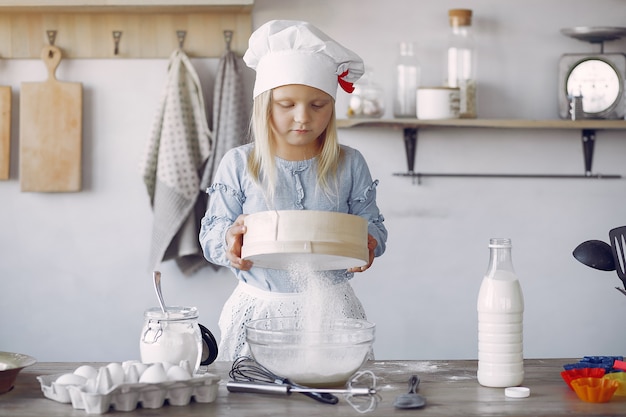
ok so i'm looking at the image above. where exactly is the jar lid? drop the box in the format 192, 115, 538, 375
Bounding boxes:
144, 306, 199, 321
449, 9, 472, 26
505, 387, 530, 398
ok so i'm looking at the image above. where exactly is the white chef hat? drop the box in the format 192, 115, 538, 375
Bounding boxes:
243, 20, 364, 99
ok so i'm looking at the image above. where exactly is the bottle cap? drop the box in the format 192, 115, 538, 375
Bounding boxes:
505, 387, 530, 398
449, 9, 472, 27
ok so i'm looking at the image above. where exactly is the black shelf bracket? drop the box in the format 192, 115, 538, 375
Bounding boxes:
582, 129, 595, 176
395, 127, 621, 184
403, 127, 418, 172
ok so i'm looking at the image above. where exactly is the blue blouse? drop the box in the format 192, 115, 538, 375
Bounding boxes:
199, 143, 387, 292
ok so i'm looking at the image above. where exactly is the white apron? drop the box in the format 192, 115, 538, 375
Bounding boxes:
217, 280, 368, 361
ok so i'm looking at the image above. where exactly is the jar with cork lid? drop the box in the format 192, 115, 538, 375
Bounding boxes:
445, 8, 477, 118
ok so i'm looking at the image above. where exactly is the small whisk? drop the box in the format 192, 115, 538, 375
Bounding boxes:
229, 356, 338, 404
228, 356, 380, 413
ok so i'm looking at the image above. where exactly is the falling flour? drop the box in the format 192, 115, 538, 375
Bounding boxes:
262, 261, 370, 386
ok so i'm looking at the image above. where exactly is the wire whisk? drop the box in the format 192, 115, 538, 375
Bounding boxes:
229, 356, 338, 404
228, 356, 380, 412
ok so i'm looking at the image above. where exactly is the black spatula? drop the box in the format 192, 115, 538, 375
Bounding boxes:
608, 226, 626, 296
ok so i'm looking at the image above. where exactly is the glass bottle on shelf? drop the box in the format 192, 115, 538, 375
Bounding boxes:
347, 67, 385, 118
445, 8, 476, 118
393, 41, 420, 118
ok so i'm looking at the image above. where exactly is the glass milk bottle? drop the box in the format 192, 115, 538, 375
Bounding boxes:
393, 41, 420, 118
445, 8, 477, 118
477, 238, 524, 387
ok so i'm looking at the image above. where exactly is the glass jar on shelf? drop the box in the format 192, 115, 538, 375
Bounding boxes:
347, 67, 385, 118
394, 41, 420, 118
445, 8, 477, 118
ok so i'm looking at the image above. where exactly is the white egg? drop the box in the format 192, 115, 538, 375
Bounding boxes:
106, 363, 125, 386
139, 363, 167, 383
73, 365, 97, 380
56, 373, 87, 385
166, 365, 191, 381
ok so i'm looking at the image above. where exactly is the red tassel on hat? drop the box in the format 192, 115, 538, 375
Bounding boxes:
338, 70, 355, 93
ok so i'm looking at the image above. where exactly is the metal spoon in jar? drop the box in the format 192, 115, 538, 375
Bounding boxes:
394, 375, 426, 409
153, 271, 167, 313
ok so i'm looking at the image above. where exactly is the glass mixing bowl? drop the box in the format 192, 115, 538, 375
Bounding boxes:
245, 317, 375, 388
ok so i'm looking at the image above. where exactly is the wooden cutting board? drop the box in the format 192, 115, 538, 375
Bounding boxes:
19, 45, 82, 192
0, 86, 10, 180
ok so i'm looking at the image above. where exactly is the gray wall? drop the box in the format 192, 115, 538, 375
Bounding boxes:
1, 0, 625, 362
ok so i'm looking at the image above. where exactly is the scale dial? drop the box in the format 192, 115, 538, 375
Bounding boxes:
558, 26, 626, 119
567, 58, 621, 114
558, 54, 626, 119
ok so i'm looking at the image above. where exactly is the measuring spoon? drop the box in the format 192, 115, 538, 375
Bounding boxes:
393, 375, 426, 409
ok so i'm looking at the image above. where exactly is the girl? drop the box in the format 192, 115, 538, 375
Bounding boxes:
199, 20, 387, 360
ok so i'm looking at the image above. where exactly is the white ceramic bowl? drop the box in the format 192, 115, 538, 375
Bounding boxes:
246, 317, 375, 387
0, 352, 37, 394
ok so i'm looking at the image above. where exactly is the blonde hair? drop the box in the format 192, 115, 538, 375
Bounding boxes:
247, 89, 342, 204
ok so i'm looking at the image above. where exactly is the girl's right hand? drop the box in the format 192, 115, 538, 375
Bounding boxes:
226, 215, 253, 271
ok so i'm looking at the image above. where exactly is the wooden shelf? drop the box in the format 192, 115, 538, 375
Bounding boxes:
337, 118, 626, 181
0, 0, 253, 58
337, 118, 626, 130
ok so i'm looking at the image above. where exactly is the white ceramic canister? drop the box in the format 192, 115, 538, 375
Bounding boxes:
140, 306, 203, 372
416, 86, 460, 119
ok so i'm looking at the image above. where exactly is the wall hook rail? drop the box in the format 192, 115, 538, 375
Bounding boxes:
46, 30, 57, 46
112, 31, 122, 55
177, 30, 187, 49
224, 30, 233, 51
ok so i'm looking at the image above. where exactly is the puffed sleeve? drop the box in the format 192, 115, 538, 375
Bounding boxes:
199, 148, 247, 267
346, 147, 387, 257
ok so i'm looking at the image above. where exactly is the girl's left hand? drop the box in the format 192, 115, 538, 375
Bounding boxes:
348, 234, 377, 273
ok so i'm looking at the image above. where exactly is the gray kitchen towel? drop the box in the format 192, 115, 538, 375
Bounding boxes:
200, 39, 249, 191
142, 49, 213, 275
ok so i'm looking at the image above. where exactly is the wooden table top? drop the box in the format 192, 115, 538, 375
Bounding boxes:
1, 359, 625, 416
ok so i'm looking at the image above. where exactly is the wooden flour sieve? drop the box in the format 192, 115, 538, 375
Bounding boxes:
241, 210, 368, 271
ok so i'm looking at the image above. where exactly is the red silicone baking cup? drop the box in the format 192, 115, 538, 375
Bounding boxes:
560, 368, 606, 390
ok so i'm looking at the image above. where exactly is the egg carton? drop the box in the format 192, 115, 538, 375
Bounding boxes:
37, 370, 220, 414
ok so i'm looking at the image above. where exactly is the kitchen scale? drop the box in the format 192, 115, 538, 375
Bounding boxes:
558, 26, 626, 119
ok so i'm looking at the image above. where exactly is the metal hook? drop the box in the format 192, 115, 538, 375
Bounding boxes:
112, 31, 122, 55
45, 30, 57, 58
46, 30, 57, 47
223, 30, 233, 51
177, 30, 186, 49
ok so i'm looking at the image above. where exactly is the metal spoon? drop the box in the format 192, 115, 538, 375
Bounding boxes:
393, 375, 426, 409
153, 271, 167, 313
